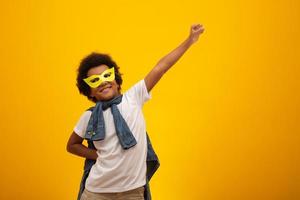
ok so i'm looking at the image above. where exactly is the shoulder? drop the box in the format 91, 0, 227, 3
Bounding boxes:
123, 79, 151, 106
124, 79, 147, 96
78, 110, 92, 122
73, 110, 92, 138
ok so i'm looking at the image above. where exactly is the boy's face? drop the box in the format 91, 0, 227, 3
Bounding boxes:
87, 65, 120, 101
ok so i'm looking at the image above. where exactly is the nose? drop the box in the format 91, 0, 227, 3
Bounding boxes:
98, 81, 109, 88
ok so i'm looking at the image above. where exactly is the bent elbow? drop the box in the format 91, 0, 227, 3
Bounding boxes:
66, 143, 71, 153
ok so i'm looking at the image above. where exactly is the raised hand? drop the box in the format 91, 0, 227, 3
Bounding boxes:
188, 24, 205, 44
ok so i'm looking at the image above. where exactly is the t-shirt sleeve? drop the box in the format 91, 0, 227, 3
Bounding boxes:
125, 79, 151, 107
73, 111, 92, 138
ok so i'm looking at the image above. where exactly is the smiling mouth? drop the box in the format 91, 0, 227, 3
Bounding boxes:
99, 84, 112, 93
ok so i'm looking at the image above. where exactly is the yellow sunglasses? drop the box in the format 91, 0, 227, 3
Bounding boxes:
83, 67, 115, 88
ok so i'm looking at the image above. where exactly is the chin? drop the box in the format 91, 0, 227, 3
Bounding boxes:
102, 96, 114, 101
97, 92, 117, 101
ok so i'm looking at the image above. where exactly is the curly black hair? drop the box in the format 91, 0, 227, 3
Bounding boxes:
76, 52, 123, 103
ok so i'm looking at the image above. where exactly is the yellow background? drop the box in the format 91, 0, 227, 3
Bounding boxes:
0, 0, 299, 199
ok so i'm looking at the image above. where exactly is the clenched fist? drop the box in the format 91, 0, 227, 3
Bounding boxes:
188, 24, 205, 44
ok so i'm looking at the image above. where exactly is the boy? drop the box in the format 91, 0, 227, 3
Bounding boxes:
67, 24, 204, 200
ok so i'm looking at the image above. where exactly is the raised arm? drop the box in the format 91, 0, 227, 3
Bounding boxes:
144, 24, 205, 92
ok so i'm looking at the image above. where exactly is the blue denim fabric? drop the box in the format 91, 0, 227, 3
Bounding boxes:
84, 95, 137, 149
77, 134, 159, 200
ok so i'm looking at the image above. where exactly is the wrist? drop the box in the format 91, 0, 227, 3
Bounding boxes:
186, 36, 195, 46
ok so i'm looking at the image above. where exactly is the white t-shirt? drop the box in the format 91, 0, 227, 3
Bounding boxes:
73, 79, 151, 193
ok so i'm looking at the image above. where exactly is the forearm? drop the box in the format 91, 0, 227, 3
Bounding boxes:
144, 24, 204, 92
156, 37, 193, 72
145, 37, 194, 92
67, 143, 98, 160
